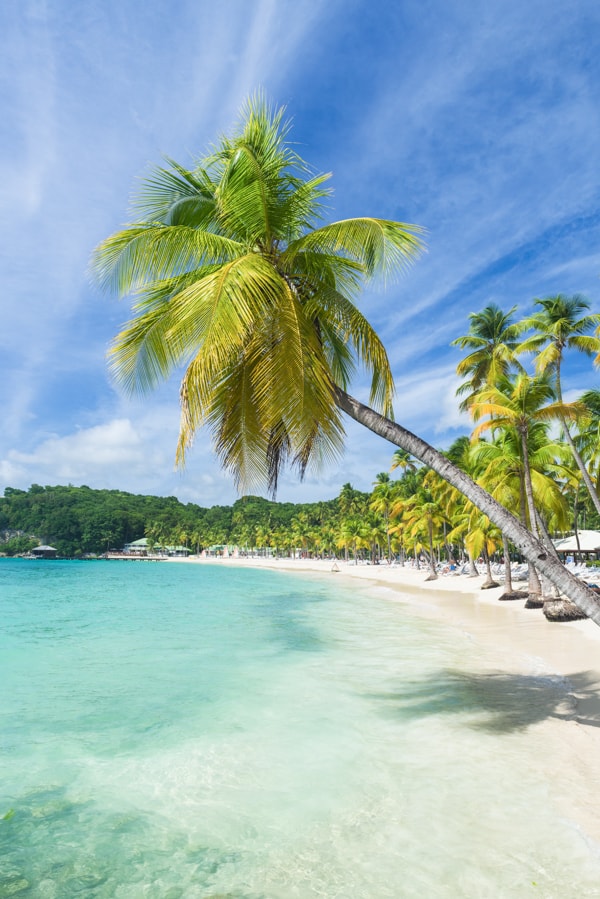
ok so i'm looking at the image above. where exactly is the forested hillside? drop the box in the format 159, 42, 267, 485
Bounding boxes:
0, 484, 348, 557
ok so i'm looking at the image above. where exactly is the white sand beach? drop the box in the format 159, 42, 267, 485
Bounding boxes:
169, 553, 600, 843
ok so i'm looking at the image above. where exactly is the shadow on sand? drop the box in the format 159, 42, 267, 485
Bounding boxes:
367, 669, 600, 734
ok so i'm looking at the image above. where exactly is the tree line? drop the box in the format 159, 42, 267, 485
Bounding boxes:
2, 296, 600, 599
90, 96, 600, 622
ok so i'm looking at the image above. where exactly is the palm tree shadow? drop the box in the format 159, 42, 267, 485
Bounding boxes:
367, 670, 600, 733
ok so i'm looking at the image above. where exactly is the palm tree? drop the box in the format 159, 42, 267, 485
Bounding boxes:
338, 517, 368, 564
470, 373, 584, 604
452, 303, 523, 409
93, 96, 600, 623
370, 472, 398, 563
471, 423, 572, 598
576, 389, 600, 496
390, 448, 417, 474
400, 488, 446, 579
518, 294, 600, 516
93, 96, 423, 496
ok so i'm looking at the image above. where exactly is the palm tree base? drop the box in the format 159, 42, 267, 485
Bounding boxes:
481, 580, 500, 590
424, 573, 438, 581
542, 599, 588, 622
498, 590, 528, 601
524, 594, 544, 609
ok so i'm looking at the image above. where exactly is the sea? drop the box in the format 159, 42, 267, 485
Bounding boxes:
1, 557, 599, 899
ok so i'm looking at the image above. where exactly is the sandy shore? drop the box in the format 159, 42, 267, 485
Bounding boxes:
169, 553, 600, 841
169, 552, 600, 700
168, 553, 600, 656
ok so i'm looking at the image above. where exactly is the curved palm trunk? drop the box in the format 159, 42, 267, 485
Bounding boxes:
481, 548, 499, 589
468, 551, 479, 577
501, 533, 515, 595
555, 359, 600, 518
385, 511, 392, 564
334, 388, 600, 625
425, 519, 438, 580
560, 418, 600, 517
519, 426, 543, 608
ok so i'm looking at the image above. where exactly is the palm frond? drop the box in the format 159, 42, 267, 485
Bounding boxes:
91, 225, 243, 295
131, 159, 216, 221
290, 218, 425, 282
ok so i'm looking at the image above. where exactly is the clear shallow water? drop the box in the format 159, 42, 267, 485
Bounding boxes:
1, 558, 599, 898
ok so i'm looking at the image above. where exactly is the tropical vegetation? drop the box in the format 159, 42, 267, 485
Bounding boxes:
90, 96, 600, 622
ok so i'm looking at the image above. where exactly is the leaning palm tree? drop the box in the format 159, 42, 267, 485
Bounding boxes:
470, 372, 584, 605
93, 97, 423, 495
518, 294, 600, 516
92, 96, 600, 623
576, 388, 600, 495
471, 421, 572, 599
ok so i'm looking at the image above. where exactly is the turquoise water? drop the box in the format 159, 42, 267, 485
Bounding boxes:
1, 558, 599, 898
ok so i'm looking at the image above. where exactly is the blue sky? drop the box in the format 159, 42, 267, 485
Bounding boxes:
2, 0, 600, 506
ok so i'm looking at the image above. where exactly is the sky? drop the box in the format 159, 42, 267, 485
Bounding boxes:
2, 0, 600, 507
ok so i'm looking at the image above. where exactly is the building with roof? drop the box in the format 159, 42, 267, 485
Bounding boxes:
553, 530, 600, 561
31, 545, 58, 559
122, 538, 190, 557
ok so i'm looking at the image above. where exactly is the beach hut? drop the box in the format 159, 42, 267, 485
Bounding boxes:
31, 545, 57, 559
123, 538, 149, 556
553, 530, 600, 562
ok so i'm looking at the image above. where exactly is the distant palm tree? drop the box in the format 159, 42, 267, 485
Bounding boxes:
390, 448, 417, 474
518, 294, 600, 515
452, 303, 523, 410
370, 472, 398, 563
93, 96, 600, 622
401, 489, 446, 579
576, 389, 600, 495
338, 517, 367, 564
470, 373, 584, 603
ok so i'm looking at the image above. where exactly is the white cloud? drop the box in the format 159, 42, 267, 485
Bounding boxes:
2, 0, 600, 507
6, 419, 145, 478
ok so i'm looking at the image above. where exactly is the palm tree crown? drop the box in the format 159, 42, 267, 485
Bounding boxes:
518, 294, 600, 391
517, 294, 600, 516
451, 303, 523, 408
92, 99, 600, 622
92, 97, 424, 495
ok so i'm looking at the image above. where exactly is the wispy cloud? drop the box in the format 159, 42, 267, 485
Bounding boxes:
1, 0, 599, 503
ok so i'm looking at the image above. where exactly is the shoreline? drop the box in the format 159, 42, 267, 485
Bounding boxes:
167, 553, 600, 652
168, 554, 600, 843
168, 553, 600, 700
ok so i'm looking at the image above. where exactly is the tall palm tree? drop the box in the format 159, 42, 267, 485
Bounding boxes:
93, 96, 600, 623
471, 375, 583, 531
470, 373, 583, 604
576, 389, 600, 495
452, 303, 523, 409
370, 472, 398, 563
472, 426, 573, 599
518, 294, 600, 515
338, 516, 368, 564
399, 488, 446, 579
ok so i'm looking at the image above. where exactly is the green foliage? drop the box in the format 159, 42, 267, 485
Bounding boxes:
0, 484, 339, 557
92, 95, 424, 496
0, 536, 38, 556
